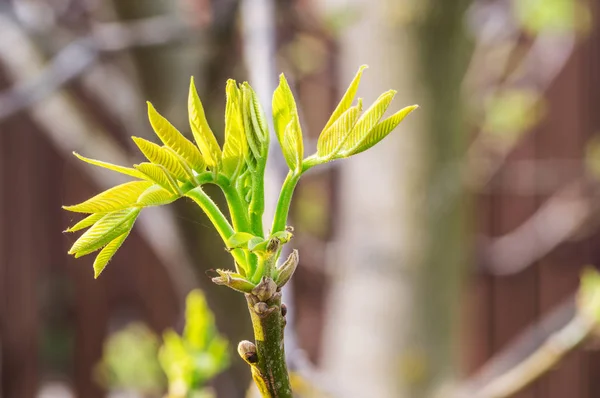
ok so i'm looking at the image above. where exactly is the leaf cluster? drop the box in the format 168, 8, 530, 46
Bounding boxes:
64, 66, 417, 285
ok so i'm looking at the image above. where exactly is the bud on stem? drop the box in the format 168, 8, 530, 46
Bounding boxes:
211, 269, 256, 293
274, 250, 299, 288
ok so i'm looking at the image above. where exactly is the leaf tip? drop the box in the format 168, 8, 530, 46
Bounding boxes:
406, 104, 420, 113
189, 76, 198, 93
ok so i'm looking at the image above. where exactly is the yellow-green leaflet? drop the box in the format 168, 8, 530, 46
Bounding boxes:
63, 181, 153, 213
189, 77, 222, 169
68, 208, 140, 256
272, 74, 303, 172
147, 102, 206, 172
222, 80, 246, 179
134, 163, 180, 194
316, 100, 362, 159
73, 152, 148, 180
339, 90, 396, 155
65, 212, 105, 232
93, 230, 130, 278
349, 105, 418, 156
132, 137, 189, 181
137, 185, 179, 206
322, 65, 368, 132
283, 116, 303, 171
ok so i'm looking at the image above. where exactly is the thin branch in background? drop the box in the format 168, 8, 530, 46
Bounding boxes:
481, 178, 598, 275
0, 14, 197, 302
448, 294, 597, 398
0, 14, 191, 121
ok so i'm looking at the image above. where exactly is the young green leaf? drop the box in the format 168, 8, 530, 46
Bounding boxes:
132, 137, 189, 181
68, 208, 140, 257
137, 185, 179, 207
73, 152, 148, 180
134, 163, 180, 194
147, 102, 206, 172
189, 77, 222, 170
348, 104, 418, 156
63, 181, 153, 213
222, 80, 247, 179
248, 84, 269, 144
339, 90, 396, 155
241, 84, 262, 161
272, 74, 303, 172
322, 65, 368, 131
226, 232, 256, 249
184, 290, 213, 350
241, 82, 269, 167
65, 212, 106, 232
93, 230, 130, 278
247, 237, 266, 252
316, 100, 362, 159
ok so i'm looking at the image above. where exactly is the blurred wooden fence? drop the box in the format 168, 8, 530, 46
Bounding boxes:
465, 9, 600, 397
0, 68, 181, 397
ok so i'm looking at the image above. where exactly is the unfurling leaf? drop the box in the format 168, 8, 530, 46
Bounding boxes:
227, 232, 256, 249
222, 80, 247, 179
147, 102, 206, 172
323, 65, 367, 131
132, 137, 190, 181
272, 74, 303, 172
134, 163, 180, 194
68, 208, 140, 257
65, 213, 105, 232
73, 152, 148, 180
348, 104, 418, 156
63, 181, 153, 213
189, 77, 222, 170
241, 83, 269, 165
317, 101, 362, 159
137, 185, 179, 207
93, 230, 130, 278
271, 230, 293, 244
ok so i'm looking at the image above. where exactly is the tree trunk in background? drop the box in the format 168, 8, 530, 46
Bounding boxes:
317, 1, 471, 397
